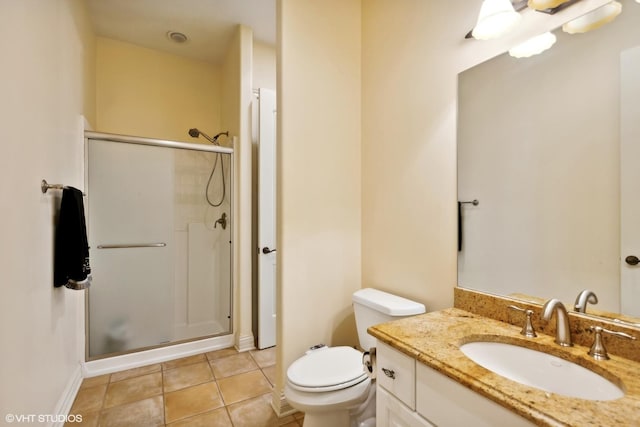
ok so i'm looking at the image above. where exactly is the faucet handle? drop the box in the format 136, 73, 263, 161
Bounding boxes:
508, 305, 537, 338
588, 326, 636, 360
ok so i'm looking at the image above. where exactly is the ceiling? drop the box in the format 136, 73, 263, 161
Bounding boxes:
86, 0, 276, 64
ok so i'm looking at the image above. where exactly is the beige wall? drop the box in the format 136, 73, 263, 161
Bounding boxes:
276, 0, 362, 412
0, 0, 95, 416
221, 31, 241, 140
95, 37, 222, 143
362, 0, 461, 314
222, 25, 256, 351
253, 40, 276, 91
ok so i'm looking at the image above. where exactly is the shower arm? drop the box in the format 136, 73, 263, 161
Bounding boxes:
188, 128, 229, 146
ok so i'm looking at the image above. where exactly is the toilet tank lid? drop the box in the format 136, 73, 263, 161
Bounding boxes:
352, 288, 426, 316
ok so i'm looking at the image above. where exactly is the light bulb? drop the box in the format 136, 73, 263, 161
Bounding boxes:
509, 32, 557, 58
562, 1, 622, 34
472, 0, 522, 40
527, 0, 571, 10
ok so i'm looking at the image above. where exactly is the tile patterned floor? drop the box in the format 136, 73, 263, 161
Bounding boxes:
67, 347, 303, 427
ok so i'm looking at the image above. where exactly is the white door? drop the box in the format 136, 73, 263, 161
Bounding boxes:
620, 46, 640, 317
258, 88, 277, 349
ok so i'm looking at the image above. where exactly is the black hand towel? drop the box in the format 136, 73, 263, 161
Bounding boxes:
54, 187, 91, 289
458, 202, 462, 252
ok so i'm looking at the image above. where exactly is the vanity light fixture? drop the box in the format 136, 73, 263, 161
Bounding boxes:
562, 1, 622, 34
508, 31, 557, 57
527, 0, 572, 10
472, 0, 522, 40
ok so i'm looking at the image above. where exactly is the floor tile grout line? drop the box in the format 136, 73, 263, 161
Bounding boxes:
98, 375, 108, 417
217, 378, 228, 407
225, 404, 236, 427
74, 347, 283, 426
161, 365, 166, 425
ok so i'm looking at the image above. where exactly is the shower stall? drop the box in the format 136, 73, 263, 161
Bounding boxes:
84, 132, 233, 359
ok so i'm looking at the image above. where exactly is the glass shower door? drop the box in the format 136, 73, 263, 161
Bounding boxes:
88, 140, 174, 357
87, 136, 233, 359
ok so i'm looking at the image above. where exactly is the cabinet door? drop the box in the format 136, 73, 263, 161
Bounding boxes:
377, 388, 434, 427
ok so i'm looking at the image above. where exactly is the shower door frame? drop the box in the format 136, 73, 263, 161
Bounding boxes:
83, 131, 235, 361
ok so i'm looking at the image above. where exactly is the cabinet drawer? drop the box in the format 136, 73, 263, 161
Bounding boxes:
376, 341, 416, 409
416, 362, 535, 427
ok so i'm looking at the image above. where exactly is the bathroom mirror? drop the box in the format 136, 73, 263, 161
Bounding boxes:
457, 0, 640, 323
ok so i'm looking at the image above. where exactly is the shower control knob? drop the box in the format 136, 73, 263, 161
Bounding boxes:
262, 247, 277, 254
625, 255, 639, 266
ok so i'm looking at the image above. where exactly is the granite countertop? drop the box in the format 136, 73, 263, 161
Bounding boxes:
368, 308, 640, 427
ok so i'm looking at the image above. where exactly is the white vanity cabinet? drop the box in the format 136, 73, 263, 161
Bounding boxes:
376, 341, 433, 427
377, 388, 434, 427
376, 341, 535, 427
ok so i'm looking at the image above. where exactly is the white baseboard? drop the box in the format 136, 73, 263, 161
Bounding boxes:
271, 389, 297, 418
82, 334, 234, 377
235, 333, 256, 353
52, 365, 83, 427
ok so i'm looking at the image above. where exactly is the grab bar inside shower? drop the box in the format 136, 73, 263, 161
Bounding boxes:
97, 243, 167, 249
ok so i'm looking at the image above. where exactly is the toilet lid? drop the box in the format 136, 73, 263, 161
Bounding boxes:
287, 346, 368, 392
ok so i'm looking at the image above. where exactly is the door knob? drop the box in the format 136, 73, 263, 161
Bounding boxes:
625, 255, 639, 266
262, 247, 276, 254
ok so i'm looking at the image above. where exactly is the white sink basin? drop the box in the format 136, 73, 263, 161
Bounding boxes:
460, 341, 623, 401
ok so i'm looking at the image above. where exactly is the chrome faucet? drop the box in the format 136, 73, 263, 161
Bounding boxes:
541, 299, 573, 347
574, 289, 598, 313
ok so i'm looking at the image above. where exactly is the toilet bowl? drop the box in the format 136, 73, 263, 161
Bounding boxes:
284, 288, 426, 427
285, 346, 374, 427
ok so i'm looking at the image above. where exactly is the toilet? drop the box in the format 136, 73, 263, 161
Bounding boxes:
284, 288, 426, 427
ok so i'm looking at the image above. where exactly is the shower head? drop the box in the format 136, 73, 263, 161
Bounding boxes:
188, 128, 229, 145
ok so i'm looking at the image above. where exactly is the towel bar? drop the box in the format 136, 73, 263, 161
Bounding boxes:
97, 243, 167, 249
41, 179, 86, 196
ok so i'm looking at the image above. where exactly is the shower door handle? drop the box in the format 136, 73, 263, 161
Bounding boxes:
97, 243, 167, 249
262, 247, 276, 254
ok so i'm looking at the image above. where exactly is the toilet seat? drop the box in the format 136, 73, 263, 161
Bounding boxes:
287, 346, 368, 392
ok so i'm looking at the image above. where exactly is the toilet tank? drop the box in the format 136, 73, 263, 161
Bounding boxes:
352, 288, 426, 351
